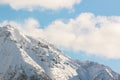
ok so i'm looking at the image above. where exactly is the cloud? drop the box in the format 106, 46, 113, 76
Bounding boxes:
1, 13, 120, 59
0, 0, 81, 10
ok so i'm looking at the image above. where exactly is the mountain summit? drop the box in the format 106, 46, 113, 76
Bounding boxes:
0, 25, 120, 80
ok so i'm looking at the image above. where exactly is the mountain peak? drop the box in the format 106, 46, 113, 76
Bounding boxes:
0, 25, 30, 43
0, 24, 16, 32
3, 24, 15, 28
0, 24, 19, 36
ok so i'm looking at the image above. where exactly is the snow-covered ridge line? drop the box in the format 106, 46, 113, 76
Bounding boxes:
0, 25, 120, 80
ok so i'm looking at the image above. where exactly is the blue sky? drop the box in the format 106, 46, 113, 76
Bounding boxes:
0, 0, 120, 73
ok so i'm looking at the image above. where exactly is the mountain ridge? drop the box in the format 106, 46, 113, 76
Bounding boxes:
0, 25, 120, 80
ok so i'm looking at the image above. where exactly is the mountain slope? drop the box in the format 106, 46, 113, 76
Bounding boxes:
0, 25, 120, 80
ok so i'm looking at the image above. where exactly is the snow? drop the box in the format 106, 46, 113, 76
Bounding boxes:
105, 68, 113, 78
0, 25, 120, 80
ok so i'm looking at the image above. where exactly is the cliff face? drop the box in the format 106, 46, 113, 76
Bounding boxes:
0, 25, 120, 80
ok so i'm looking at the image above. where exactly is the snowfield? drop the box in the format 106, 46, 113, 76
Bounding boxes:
0, 25, 120, 80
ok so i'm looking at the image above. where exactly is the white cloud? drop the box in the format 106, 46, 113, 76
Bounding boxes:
0, 0, 81, 10
1, 13, 120, 59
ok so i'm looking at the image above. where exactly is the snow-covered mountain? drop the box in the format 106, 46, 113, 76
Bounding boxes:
0, 25, 120, 80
